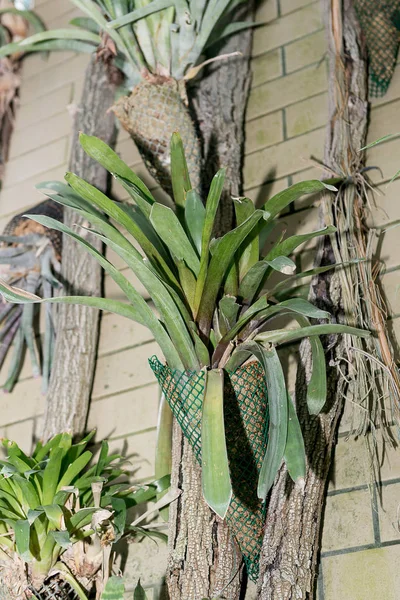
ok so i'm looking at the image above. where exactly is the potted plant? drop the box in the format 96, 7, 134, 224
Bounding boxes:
0, 133, 370, 582
0, 430, 170, 599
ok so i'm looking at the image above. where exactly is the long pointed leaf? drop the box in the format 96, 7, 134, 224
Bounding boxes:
284, 395, 306, 485
242, 342, 288, 500
197, 211, 263, 337
263, 181, 337, 222
150, 203, 200, 275
201, 368, 232, 519
194, 169, 226, 314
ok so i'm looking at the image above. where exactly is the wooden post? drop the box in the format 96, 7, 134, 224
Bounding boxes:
257, 1, 370, 597
165, 17, 254, 599
42, 56, 117, 439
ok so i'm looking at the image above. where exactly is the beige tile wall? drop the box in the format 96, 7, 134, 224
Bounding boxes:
1, 0, 400, 597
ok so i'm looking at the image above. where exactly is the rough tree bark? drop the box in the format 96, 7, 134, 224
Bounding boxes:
42, 56, 117, 439
257, 1, 369, 598
165, 20, 254, 600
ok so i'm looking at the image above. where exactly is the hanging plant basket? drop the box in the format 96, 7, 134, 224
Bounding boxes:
150, 357, 268, 582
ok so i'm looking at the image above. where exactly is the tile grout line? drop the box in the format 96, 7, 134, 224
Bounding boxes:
321, 538, 400, 559
252, 25, 325, 68
371, 483, 382, 546
250, 58, 326, 93
317, 566, 325, 600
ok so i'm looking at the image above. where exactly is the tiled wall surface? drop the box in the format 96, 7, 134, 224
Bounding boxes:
1, 0, 400, 598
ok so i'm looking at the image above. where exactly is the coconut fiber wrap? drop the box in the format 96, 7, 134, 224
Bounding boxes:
354, 0, 400, 96
149, 357, 269, 582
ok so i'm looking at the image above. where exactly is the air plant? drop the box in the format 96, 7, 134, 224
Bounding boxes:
0, 0, 253, 194
0, 201, 62, 393
0, 1, 45, 179
0, 430, 170, 599
0, 133, 370, 518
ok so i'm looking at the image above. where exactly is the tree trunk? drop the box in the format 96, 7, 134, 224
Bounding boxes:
42, 56, 117, 439
257, 1, 369, 598
166, 19, 254, 600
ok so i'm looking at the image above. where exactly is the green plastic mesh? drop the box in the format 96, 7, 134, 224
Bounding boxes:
354, 0, 400, 96
149, 356, 269, 583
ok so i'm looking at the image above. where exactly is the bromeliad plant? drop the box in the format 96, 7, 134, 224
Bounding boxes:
0, 0, 253, 194
0, 133, 370, 519
0, 431, 170, 599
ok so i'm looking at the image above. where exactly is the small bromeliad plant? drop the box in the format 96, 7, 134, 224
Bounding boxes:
0, 0, 253, 194
0, 431, 170, 600
0, 133, 370, 577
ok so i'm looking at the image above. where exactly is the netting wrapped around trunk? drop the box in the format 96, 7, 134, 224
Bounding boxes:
354, 0, 400, 96
149, 357, 269, 582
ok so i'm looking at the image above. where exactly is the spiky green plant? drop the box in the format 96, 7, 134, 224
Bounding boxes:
0, 431, 170, 599
0, 133, 370, 519
0, 0, 253, 194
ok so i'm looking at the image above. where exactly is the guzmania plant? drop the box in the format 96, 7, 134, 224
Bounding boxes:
0, 133, 370, 578
0, 431, 170, 599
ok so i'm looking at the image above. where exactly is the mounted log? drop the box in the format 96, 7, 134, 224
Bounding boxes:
258, 1, 372, 597
166, 18, 254, 600
42, 56, 117, 439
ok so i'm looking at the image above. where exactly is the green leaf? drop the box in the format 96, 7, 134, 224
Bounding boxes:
69, 16, 100, 33
65, 172, 177, 286
269, 264, 339, 298
4, 441, 35, 473
57, 451, 92, 491
89, 234, 198, 370
218, 296, 240, 337
243, 343, 288, 500
389, 168, 400, 184
267, 225, 337, 261
266, 256, 296, 275
261, 298, 331, 322
42, 447, 65, 505
14, 519, 32, 561
111, 497, 126, 542
359, 133, 400, 151
27, 214, 148, 309
263, 181, 337, 222
233, 197, 259, 281
254, 323, 370, 345
201, 369, 232, 519
188, 322, 210, 367
155, 393, 173, 521
42, 504, 64, 529
101, 576, 125, 600
185, 189, 205, 255
150, 203, 200, 276
176, 259, 197, 311
289, 313, 327, 415
197, 211, 263, 337
108, 0, 174, 29
114, 175, 154, 218
284, 395, 306, 485
134, 579, 149, 600
95, 441, 109, 477
69, 507, 98, 531
101, 576, 126, 600
0, 38, 97, 57
194, 169, 226, 314
33, 434, 64, 463
170, 132, 192, 216
79, 133, 155, 207
18, 28, 99, 46
49, 529, 72, 549
0, 8, 46, 33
